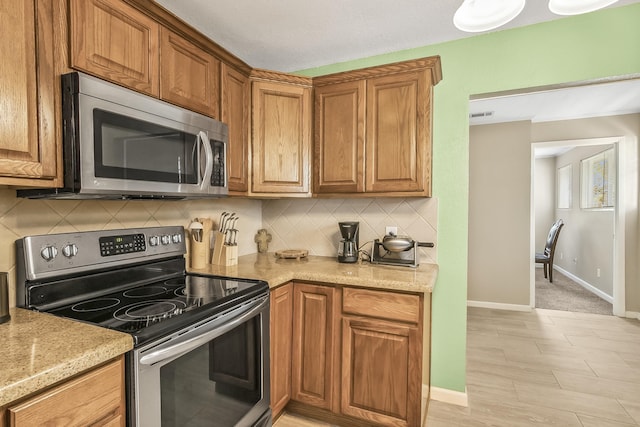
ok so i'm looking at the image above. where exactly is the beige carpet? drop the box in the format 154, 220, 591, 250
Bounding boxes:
535, 268, 612, 315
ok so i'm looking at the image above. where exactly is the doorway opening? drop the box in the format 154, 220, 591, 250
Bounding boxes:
468, 76, 639, 318
531, 137, 625, 315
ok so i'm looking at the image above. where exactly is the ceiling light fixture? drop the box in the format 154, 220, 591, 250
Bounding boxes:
548, 0, 619, 15
453, 0, 526, 33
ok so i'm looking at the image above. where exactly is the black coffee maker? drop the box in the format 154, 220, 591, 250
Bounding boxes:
338, 222, 359, 263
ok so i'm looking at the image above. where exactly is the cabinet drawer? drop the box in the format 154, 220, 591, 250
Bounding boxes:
8, 358, 124, 426
342, 287, 420, 324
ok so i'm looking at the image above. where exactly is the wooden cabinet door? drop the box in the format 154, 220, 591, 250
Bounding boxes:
8, 357, 125, 426
314, 80, 366, 194
341, 317, 421, 427
0, 0, 57, 182
252, 81, 311, 194
291, 283, 337, 410
270, 283, 293, 419
365, 69, 432, 194
221, 64, 250, 193
160, 28, 220, 118
70, 0, 159, 96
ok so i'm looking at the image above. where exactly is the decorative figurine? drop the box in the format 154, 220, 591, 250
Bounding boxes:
254, 229, 272, 253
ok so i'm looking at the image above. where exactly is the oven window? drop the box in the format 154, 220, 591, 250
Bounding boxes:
160, 316, 262, 426
93, 109, 198, 184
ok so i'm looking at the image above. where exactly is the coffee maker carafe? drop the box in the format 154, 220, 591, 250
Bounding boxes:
338, 221, 359, 263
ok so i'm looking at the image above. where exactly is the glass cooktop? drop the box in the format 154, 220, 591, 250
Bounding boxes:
48, 274, 267, 345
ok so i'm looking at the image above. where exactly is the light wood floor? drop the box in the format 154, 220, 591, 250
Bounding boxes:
275, 307, 640, 426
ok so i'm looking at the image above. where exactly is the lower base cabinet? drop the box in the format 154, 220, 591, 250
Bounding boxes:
291, 283, 338, 411
341, 317, 422, 427
270, 282, 425, 427
270, 283, 293, 419
4, 356, 125, 426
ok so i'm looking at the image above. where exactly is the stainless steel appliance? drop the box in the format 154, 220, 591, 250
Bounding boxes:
18, 72, 228, 200
16, 226, 270, 427
371, 234, 434, 268
337, 221, 359, 263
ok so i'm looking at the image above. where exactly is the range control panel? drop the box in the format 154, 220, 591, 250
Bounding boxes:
17, 226, 186, 281
99, 233, 146, 256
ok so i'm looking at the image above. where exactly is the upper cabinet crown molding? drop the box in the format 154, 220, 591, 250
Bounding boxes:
313, 56, 442, 87
250, 68, 313, 87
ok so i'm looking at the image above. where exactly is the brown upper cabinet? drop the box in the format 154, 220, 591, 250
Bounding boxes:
250, 71, 312, 196
0, 0, 59, 186
159, 28, 220, 118
70, 0, 222, 118
314, 57, 442, 197
222, 64, 251, 194
70, 0, 160, 97
314, 80, 366, 193
28, 0, 441, 199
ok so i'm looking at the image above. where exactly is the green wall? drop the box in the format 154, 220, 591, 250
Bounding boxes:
298, 4, 640, 392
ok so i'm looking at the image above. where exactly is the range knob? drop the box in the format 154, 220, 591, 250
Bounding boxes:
149, 235, 160, 246
40, 245, 58, 262
172, 233, 182, 244
161, 235, 171, 245
62, 244, 78, 258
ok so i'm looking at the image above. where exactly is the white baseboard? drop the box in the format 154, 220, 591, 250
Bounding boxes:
467, 300, 532, 312
554, 265, 613, 304
625, 311, 640, 320
428, 385, 468, 407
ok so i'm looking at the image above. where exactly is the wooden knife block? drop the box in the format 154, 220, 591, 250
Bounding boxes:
211, 231, 238, 266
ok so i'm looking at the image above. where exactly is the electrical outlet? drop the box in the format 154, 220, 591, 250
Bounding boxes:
573, 258, 578, 264
385, 226, 397, 236
560, 252, 563, 260
597, 268, 601, 278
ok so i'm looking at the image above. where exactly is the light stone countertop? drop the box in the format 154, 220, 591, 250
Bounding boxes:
0, 254, 435, 409
190, 253, 438, 293
0, 308, 133, 407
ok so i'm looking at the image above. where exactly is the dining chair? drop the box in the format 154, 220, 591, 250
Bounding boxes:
535, 219, 564, 283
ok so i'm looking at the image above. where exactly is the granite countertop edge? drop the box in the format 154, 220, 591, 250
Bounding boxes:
0, 309, 133, 408
191, 253, 439, 294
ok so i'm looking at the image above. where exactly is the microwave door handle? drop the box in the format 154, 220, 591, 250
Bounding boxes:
197, 131, 213, 190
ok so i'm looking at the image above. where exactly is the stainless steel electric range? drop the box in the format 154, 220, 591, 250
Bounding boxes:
16, 225, 271, 427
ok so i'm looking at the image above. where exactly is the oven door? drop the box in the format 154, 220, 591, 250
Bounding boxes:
132, 295, 270, 427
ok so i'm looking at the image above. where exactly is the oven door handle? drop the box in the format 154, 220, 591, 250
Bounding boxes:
139, 295, 268, 366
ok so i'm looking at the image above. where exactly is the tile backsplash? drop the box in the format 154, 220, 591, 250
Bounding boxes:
3, 187, 437, 307
262, 197, 438, 263
0, 189, 261, 307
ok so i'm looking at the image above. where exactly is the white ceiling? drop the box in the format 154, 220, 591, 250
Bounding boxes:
153, 0, 640, 159
154, 0, 640, 72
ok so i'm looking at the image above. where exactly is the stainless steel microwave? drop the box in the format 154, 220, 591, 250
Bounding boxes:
18, 72, 228, 200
